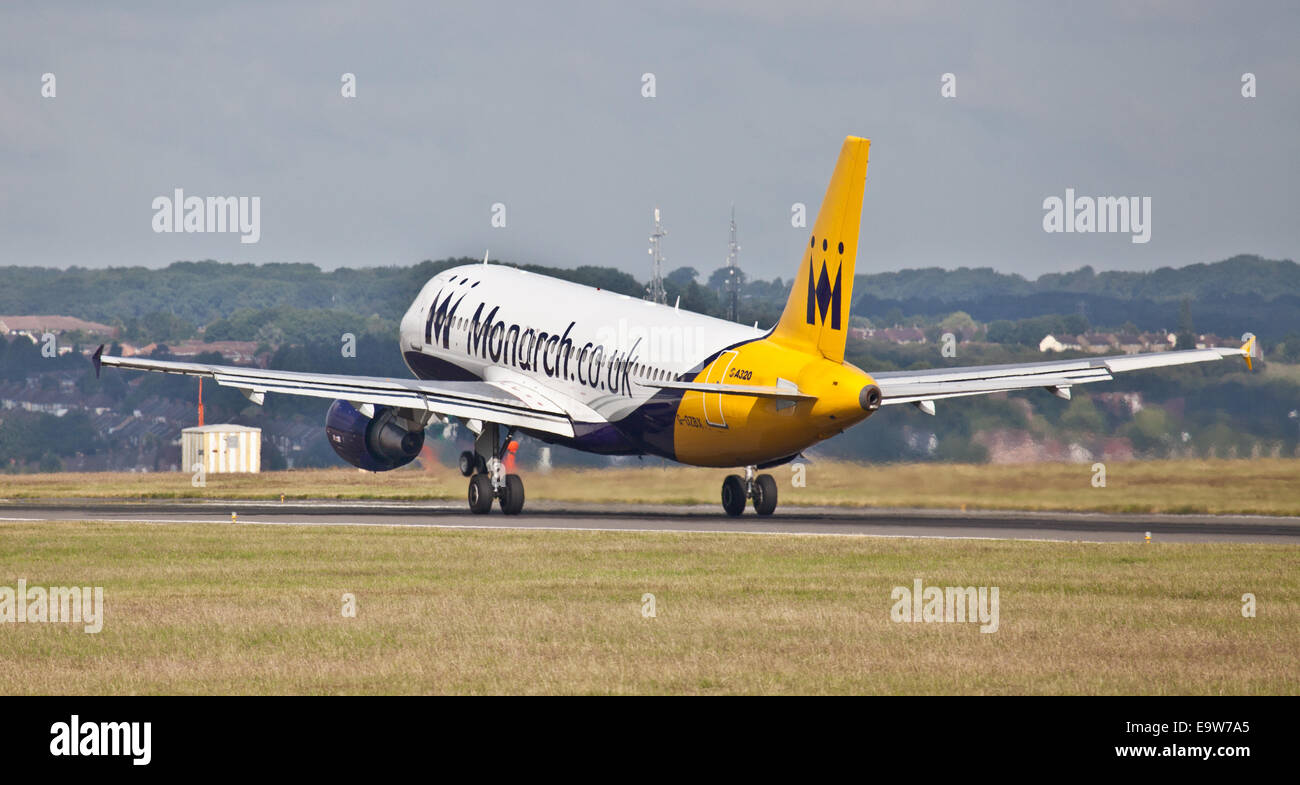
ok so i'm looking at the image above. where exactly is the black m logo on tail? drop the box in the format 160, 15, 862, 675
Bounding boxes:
805, 261, 841, 329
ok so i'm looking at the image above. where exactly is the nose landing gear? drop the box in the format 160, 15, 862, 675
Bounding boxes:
721, 465, 778, 517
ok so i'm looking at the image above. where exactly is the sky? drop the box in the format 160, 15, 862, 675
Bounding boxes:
1, 0, 1297, 282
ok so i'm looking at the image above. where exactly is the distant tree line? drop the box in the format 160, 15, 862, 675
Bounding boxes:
1, 254, 1293, 346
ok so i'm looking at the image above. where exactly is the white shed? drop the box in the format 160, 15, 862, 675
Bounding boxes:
182, 424, 262, 474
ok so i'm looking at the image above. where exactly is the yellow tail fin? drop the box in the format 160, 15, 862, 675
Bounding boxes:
770, 136, 870, 363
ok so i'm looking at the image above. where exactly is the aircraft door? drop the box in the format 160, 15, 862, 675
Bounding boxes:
702, 350, 737, 428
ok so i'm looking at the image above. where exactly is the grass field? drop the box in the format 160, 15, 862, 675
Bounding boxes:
2, 458, 1298, 516
0, 521, 1295, 694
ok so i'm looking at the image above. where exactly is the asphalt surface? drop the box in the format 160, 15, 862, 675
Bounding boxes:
1, 499, 1298, 543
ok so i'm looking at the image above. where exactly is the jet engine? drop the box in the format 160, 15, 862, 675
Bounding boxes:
325, 400, 424, 472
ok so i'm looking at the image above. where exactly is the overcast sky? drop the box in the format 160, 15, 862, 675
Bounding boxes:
2, 1, 1296, 282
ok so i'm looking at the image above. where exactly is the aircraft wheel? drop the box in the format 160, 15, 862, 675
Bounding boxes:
721, 474, 746, 517
753, 473, 778, 515
500, 474, 525, 515
458, 450, 477, 477
468, 474, 494, 514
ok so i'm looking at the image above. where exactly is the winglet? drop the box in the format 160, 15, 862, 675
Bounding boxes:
92, 344, 105, 378
1241, 333, 1260, 371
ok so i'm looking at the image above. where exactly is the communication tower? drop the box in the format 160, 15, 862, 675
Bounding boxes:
646, 207, 667, 305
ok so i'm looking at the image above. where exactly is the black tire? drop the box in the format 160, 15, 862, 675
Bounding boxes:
467, 474, 494, 514
753, 473, 778, 516
458, 450, 476, 477
500, 474, 525, 515
721, 474, 746, 517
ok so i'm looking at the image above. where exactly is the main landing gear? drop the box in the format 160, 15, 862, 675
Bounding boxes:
721, 466, 777, 517
458, 423, 525, 515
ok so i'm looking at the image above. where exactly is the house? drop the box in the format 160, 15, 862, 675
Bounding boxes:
1143, 331, 1176, 351
1117, 333, 1146, 354
1195, 334, 1239, 349
867, 326, 927, 344
0, 315, 117, 338
1078, 333, 1119, 353
134, 340, 263, 364
1039, 334, 1082, 353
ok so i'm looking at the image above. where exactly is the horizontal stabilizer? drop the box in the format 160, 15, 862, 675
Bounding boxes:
649, 380, 816, 401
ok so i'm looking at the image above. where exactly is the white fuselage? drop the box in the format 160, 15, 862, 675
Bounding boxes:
398, 264, 763, 423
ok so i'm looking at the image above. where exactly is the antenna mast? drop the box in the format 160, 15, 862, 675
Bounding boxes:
646, 207, 667, 305
724, 205, 742, 322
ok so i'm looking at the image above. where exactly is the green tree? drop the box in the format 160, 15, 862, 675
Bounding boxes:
666, 267, 699, 288
986, 320, 1016, 344
1127, 406, 1174, 455
1060, 396, 1105, 432
1062, 313, 1089, 336
938, 311, 978, 335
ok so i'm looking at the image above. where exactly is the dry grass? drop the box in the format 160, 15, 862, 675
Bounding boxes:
2, 458, 1298, 516
525, 458, 1300, 516
0, 521, 1295, 694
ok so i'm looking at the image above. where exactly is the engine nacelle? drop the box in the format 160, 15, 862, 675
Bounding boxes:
325, 400, 425, 472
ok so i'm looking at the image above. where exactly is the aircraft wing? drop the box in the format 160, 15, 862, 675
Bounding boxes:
93, 347, 578, 437
872, 335, 1259, 411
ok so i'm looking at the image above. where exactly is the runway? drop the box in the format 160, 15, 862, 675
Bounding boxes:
1, 499, 1298, 543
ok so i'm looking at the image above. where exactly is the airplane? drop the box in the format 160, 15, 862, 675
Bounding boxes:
94, 136, 1261, 516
